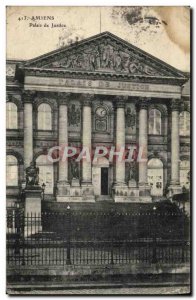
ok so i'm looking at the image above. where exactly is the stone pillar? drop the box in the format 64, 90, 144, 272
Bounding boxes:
168, 99, 182, 196
138, 98, 151, 201
81, 94, 93, 184
23, 91, 34, 170
115, 97, 126, 185
112, 96, 129, 202
57, 93, 70, 200
81, 94, 95, 201
24, 187, 42, 237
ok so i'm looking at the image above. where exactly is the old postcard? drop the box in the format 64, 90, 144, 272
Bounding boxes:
6, 6, 191, 295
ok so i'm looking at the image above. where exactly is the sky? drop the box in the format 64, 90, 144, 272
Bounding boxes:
6, 6, 190, 72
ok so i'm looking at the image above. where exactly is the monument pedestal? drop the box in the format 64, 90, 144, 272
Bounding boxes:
81, 182, 95, 202
56, 181, 70, 202
128, 179, 137, 188
70, 178, 82, 201
24, 186, 42, 237
139, 183, 152, 203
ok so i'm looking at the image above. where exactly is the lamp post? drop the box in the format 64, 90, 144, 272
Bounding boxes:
66, 205, 71, 265
152, 205, 157, 264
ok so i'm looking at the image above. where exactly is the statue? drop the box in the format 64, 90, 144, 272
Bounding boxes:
129, 162, 136, 181
125, 107, 136, 129
26, 161, 39, 186
68, 104, 81, 126
71, 159, 79, 179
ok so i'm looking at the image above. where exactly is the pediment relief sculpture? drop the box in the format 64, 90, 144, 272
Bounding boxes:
44, 41, 162, 76
23, 32, 187, 82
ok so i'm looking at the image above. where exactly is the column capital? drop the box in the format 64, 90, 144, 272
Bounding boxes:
136, 97, 150, 110
115, 96, 127, 108
22, 91, 36, 103
57, 92, 70, 105
170, 99, 182, 111
81, 93, 94, 106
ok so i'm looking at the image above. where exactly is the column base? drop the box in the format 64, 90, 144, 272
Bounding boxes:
138, 183, 152, 202
56, 181, 95, 202
112, 182, 139, 203
113, 183, 151, 203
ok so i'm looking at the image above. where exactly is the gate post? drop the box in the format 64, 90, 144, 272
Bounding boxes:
110, 211, 114, 265
14, 208, 20, 255
182, 211, 185, 263
66, 205, 71, 265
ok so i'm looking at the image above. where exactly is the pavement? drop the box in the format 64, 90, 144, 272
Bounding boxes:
7, 286, 190, 295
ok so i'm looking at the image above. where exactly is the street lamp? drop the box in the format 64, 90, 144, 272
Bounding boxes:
152, 205, 157, 264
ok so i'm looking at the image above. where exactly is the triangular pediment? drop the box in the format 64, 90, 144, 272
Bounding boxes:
24, 32, 186, 81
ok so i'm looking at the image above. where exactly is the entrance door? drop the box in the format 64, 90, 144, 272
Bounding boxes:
101, 168, 108, 195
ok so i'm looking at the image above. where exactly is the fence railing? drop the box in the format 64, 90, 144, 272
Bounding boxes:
6, 209, 190, 267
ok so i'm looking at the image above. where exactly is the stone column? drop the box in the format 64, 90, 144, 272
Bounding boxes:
115, 97, 126, 185
138, 99, 148, 185
169, 99, 182, 195
57, 93, 70, 199
81, 94, 93, 185
80, 94, 95, 201
137, 98, 151, 201
23, 91, 34, 170
58, 94, 69, 183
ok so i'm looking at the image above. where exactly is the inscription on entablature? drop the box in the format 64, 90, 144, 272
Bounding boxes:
7, 140, 23, 147
58, 78, 150, 91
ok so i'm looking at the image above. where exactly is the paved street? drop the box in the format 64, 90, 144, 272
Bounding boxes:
8, 286, 190, 295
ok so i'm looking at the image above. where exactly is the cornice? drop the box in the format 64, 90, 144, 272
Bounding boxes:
22, 68, 187, 86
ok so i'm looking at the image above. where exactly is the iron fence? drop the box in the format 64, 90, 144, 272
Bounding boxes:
6, 209, 190, 267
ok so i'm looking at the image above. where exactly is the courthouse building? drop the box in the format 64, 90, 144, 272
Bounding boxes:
6, 32, 190, 206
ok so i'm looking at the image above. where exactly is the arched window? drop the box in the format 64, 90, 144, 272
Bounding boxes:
6, 155, 18, 186
180, 160, 190, 189
147, 158, 163, 196
148, 109, 161, 135
6, 102, 18, 129
36, 155, 53, 194
179, 111, 190, 136
37, 103, 52, 130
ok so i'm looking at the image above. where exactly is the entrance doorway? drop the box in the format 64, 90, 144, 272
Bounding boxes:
101, 168, 108, 195
92, 157, 111, 196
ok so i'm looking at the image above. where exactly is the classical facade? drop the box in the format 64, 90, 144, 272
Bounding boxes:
6, 32, 190, 206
